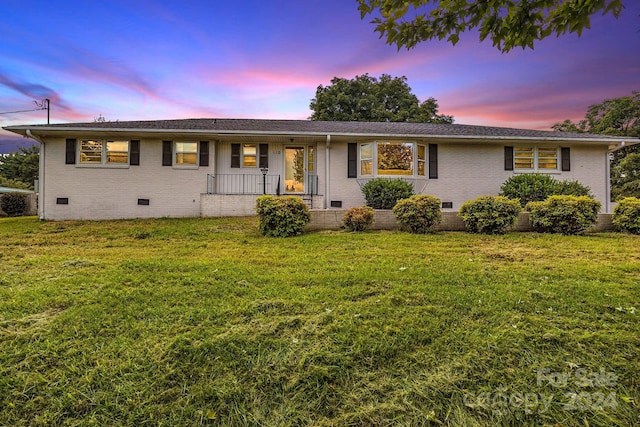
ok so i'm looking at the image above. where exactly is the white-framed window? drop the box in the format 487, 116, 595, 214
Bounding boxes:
242, 144, 257, 167
515, 147, 558, 171
359, 141, 426, 177
79, 139, 129, 165
175, 142, 198, 165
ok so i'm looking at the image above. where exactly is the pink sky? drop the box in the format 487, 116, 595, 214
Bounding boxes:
1, 0, 639, 152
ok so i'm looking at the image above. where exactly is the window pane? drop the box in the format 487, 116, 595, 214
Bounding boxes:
175, 142, 198, 165
360, 143, 373, 175
377, 142, 413, 175
80, 140, 102, 163
106, 140, 129, 164
243, 144, 257, 167
538, 148, 557, 169
417, 144, 426, 176
514, 147, 534, 169
307, 147, 314, 172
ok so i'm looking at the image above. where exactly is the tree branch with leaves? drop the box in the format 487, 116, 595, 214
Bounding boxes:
357, 0, 624, 53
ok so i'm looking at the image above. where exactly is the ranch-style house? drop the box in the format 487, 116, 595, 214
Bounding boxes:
3, 118, 637, 221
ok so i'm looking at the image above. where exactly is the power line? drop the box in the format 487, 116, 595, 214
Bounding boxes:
0, 107, 46, 115
0, 99, 50, 123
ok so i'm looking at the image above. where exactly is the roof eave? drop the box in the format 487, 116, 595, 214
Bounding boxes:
4, 125, 637, 145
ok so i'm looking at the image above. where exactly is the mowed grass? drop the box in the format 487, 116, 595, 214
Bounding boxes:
0, 216, 638, 426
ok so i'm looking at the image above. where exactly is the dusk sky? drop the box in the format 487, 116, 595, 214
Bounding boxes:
1, 0, 639, 153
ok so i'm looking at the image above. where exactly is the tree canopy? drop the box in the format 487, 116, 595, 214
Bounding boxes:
552, 91, 640, 200
552, 91, 640, 137
357, 0, 624, 53
309, 74, 453, 123
0, 145, 39, 189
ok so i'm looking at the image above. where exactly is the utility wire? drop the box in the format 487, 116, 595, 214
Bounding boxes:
0, 107, 47, 115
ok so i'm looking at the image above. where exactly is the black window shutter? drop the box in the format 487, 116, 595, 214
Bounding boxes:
199, 141, 209, 166
130, 140, 140, 166
259, 144, 269, 169
65, 139, 76, 164
231, 144, 241, 168
561, 147, 571, 171
162, 141, 172, 166
504, 146, 514, 171
347, 143, 357, 178
428, 144, 438, 179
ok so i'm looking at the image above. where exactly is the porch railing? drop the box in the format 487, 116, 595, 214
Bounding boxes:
207, 174, 318, 195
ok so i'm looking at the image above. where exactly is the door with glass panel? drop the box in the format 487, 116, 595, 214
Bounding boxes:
284, 146, 314, 194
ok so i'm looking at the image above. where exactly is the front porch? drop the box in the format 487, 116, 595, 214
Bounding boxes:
202, 173, 323, 217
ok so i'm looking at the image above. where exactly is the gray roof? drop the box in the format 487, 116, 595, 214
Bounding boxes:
4, 118, 637, 144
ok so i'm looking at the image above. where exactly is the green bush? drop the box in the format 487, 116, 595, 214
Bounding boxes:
342, 206, 374, 232
255, 195, 311, 237
612, 197, 640, 234
526, 195, 601, 235
459, 195, 522, 234
361, 178, 414, 210
0, 192, 28, 216
500, 173, 592, 207
552, 179, 593, 197
392, 194, 442, 234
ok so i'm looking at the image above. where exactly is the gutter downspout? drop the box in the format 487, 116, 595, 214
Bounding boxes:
26, 130, 45, 220
325, 134, 330, 209
605, 151, 611, 213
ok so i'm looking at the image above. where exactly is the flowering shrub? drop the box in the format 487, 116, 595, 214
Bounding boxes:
342, 206, 374, 232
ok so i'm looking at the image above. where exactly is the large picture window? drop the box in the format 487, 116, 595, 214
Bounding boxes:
359, 141, 426, 177
79, 139, 129, 165
514, 147, 558, 170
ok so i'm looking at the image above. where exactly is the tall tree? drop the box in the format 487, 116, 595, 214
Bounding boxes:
0, 144, 39, 189
552, 91, 640, 199
357, 0, 624, 53
309, 74, 453, 123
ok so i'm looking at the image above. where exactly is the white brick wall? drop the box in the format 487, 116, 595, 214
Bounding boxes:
39, 136, 612, 220
40, 138, 213, 220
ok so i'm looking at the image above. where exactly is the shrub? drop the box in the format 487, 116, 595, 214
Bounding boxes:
255, 195, 311, 237
459, 195, 522, 234
500, 173, 592, 207
612, 197, 640, 234
526, 195, 601, 235
361, 178, 414, 210
342, 206, 374, 232
553, 179, 593, 198
392, 194, 442, 234
0, 192, 28, 216
499, 173, 556, 207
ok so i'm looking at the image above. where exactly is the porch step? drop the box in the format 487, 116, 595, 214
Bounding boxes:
301, 195, 313, 209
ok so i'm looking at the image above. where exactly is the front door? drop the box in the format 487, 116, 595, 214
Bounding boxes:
284, 146, 314, 194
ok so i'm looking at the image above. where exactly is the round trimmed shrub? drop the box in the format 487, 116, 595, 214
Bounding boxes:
459, 195, 522, 234
392, 194, 442, 234
361, 178, 414, 210
342, 206, 374, 232
0, 192, 28, 216
255, 195, 311, 237
612, 197, 640, 234
526, 195, 601, 235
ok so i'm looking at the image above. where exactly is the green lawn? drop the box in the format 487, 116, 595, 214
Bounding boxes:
0, 216, 638, 426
